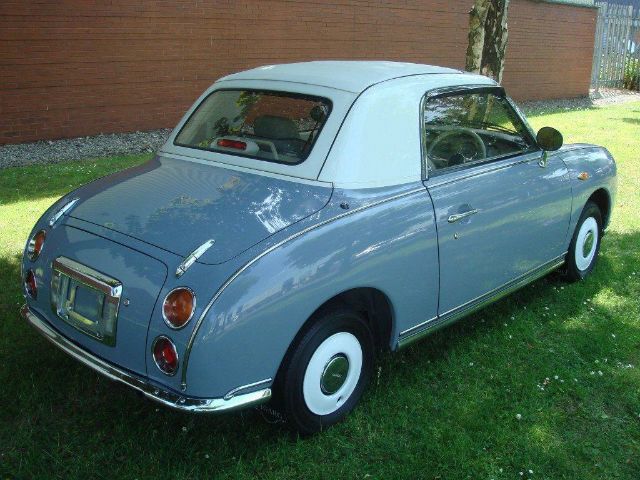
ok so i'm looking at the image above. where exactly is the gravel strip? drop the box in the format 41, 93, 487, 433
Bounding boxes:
519, 88, 640, 115
1, 88, 638, 170
0, 129, 171, 169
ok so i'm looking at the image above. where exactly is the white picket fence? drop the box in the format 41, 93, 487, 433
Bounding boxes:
591, 2, 640, 92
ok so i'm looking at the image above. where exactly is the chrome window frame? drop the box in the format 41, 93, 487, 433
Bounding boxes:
420, 85, 540, 180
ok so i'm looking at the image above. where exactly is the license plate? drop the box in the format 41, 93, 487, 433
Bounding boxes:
51, 257, 122, 346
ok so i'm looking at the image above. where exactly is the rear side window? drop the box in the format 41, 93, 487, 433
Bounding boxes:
175, 90, 331, 165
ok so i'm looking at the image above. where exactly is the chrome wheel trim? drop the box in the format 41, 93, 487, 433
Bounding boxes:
302, 332, 362, 416
320, 354, 349, 395
575, 217, 598, 271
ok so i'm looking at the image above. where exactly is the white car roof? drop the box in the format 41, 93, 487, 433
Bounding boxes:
163, 63, 498, 188
218, 61, 463, 93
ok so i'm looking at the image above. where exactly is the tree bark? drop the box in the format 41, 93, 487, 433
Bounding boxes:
465, 0, 510, 84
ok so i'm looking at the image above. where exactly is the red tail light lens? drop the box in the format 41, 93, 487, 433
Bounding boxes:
162, 287, 195, 329
24, 269, 37, 299
216, 138, 247, 150
152, 336, 179, 375
27, 230, 46, 261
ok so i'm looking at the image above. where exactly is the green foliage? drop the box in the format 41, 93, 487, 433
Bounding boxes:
623, 57, 639, 91
0, 103, 639, 479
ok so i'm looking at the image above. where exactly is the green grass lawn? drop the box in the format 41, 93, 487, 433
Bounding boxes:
1, 103, 639, 480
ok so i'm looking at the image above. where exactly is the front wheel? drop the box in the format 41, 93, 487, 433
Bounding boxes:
565, 201, 603, 282
277, 307, 374, 435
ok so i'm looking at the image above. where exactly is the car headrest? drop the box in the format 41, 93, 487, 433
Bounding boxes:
254, 115, 299, 140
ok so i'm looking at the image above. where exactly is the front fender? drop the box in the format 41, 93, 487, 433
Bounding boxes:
183, 183, 439, 398
558, 144, 617, 248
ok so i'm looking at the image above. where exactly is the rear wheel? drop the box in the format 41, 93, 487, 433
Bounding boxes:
565, 201, 602, 282
277, 307, 374, 435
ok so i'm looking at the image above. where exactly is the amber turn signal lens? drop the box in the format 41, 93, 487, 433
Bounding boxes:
24, 269, 37, 299
162, 288, 195, 329
27, 230, 46, 261
152, 336, 178, 375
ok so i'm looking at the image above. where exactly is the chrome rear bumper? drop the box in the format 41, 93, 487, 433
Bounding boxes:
21, 305, 271, 413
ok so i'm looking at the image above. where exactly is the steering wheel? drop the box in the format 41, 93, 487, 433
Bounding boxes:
427, 128, 487, 166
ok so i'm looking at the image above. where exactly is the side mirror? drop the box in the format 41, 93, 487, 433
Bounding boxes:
536, 126, 563, 152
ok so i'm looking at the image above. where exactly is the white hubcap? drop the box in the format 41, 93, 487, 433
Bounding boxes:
303, 332, 362, 416
575, 217, 598, 271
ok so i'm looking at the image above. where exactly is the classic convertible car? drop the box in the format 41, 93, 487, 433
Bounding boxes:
21, 61, 616, 433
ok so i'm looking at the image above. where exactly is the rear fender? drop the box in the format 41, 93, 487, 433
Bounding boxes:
183, 184, 439, 398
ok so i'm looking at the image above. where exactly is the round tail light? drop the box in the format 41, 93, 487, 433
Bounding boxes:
162, 287, 195, 329
25, 269, 37, 299
27, 230, 46, 261
152, 336, 179, 375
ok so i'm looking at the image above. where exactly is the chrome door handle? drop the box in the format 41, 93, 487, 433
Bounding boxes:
448, 209, 479, 223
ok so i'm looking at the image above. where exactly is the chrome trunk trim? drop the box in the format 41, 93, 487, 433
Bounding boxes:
397, 254, 566, 349
176, 239, 215, 278
21, 305, 271, 413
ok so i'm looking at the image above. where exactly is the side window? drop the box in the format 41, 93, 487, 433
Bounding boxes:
423, 91, 536, 174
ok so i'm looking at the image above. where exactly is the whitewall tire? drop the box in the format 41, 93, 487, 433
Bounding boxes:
566, 201, 603, 281
276, 306, 374, 435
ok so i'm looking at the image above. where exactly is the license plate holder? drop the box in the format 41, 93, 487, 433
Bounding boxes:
51, 257, 122, 346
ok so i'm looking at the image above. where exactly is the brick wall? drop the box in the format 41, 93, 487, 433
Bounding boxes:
0, 0, 597, 144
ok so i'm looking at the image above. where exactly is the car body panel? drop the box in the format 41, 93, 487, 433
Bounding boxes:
184, 182, 439, 397
25, 223, 168, 375
557, 144, 617, 243
68, 155, 333, 265
425, 150, 573, 314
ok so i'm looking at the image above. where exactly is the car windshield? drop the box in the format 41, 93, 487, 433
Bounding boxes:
174, 89, 331, 165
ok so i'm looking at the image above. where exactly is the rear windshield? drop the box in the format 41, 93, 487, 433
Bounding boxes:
174, 89, 331, 165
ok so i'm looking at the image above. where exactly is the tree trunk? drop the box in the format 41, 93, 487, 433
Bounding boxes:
465, 0, 510, 84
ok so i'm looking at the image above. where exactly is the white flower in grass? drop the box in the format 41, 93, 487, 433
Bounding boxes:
469, 362, 474, 367
591, 371, 595, 375
598, 371, 603, 376
182, 426, 188, 432
554, 375, 559, 380
516, 413, 522, 420
611, 333, 616, 338
529, 469, 534, 474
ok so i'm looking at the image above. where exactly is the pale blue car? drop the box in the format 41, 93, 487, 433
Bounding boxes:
21, 61, 616, 433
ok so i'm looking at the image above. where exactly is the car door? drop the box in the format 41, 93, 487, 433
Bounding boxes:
422, 86, 572, 316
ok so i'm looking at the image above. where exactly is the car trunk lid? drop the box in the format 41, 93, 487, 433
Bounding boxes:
69, 155, 332, 264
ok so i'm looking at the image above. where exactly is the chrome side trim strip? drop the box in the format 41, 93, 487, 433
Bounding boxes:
21, 305, 271, 413
397, 254, 566, 349
176, 239, 215, 278
49, 198, 80, 227
224, 378, 273, 400
399, 316, 438, 337
180, 186, 427, 389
